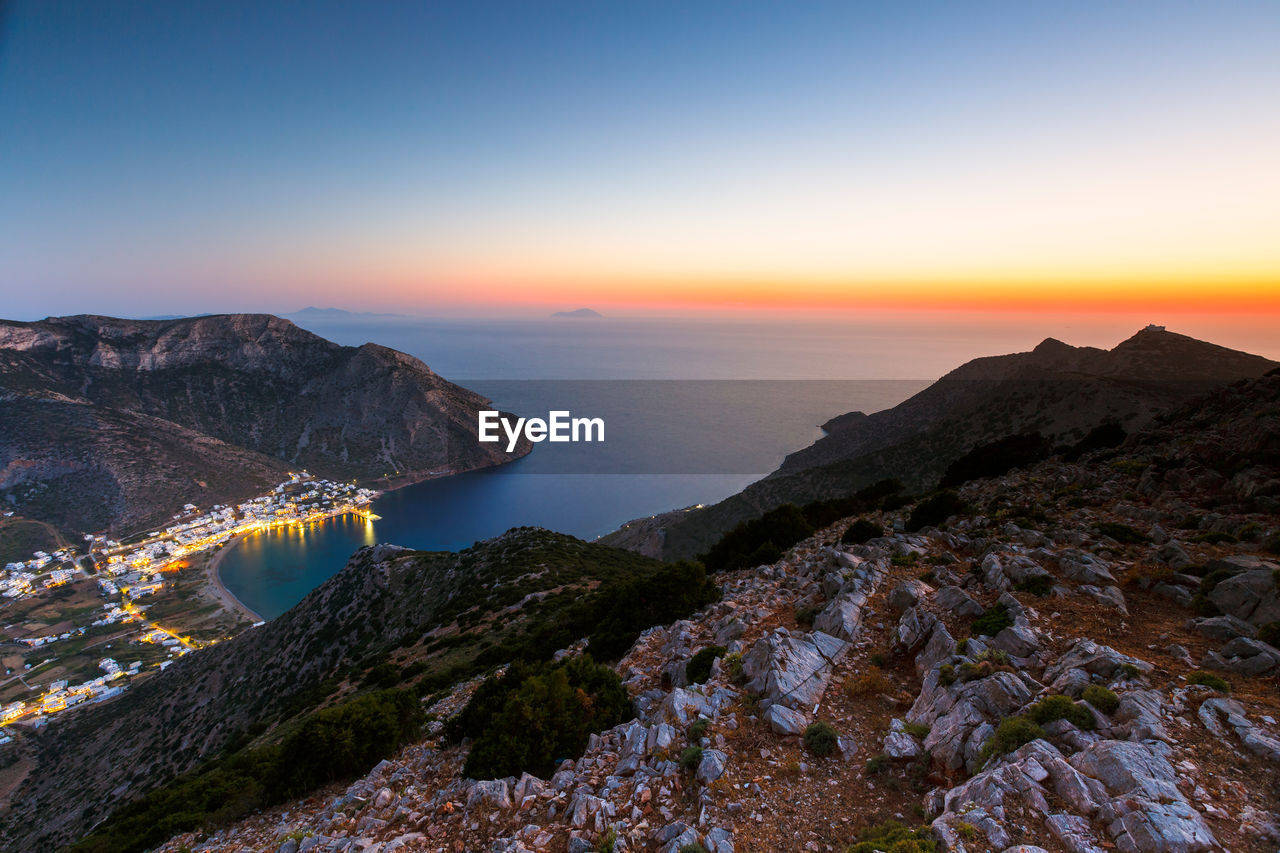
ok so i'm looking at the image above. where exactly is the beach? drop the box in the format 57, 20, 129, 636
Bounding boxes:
203, 535, 264, 623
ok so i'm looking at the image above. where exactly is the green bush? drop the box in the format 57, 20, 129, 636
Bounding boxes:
723, 652, 744, 682
794, 604, 820, 627
906, 491, 967, 532
979, 717, 1045, 764
70, 690, 422, 853
902, 721, 930, 739
1025, 695, 1096, 731
864, 753, 889, 775
842, 518, 884, 545
679, 746, 704, 773
585, 560, 721, 660
595, 829, 618, 853
686, 645, 727, 684
803, 721, 839, 756
1187, 671, 1231, 693
1257, 621, 1280, 648
970, 603, 1013, 637
457, 655, 631, 779
688, 718, 710, 742
1095, 522, 1149, 544
1082, 685, 1120, 715
1014, 575, 1054, 597
846, 819, 937, 853
940, 432, 1053, 488
678, 845, 709, 853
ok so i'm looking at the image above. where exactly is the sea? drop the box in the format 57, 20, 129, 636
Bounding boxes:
216, 314, 1033, 618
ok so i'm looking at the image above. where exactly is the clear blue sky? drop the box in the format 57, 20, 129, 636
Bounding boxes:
1, 1, 1277, 320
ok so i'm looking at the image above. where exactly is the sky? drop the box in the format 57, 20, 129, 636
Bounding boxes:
1, 0, 1278, 324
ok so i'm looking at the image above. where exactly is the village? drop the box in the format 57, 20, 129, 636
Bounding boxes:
0, 473, 378, 734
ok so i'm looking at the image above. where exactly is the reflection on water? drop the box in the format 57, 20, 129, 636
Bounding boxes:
218, 513, 378, 617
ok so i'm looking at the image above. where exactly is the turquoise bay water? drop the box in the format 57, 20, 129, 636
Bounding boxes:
217, 318, 934, 618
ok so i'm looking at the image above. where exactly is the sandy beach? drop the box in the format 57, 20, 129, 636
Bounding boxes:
203, 535, 264, 623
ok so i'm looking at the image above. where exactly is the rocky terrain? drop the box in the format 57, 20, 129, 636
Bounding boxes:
0, 314, 528, 533
638, 327, 1277, 561
119, 372, 1280, 852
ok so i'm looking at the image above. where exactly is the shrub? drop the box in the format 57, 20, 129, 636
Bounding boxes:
1025, 695, 1096, 731
701, 504, 814, 572
1187, 672, 1231, 693
891, 551, 921, 567
940, 432, 1053, 488
457, 656, 632, 779
723, 652, 744, 682
846, 819, 937, 853
803, 721, 839, 756
595, 828, 618, 853
794, 604, 820, 627
1257, 621, 1280, 648
586, 561, 721, 660
902, 721, 930, 739
864, 753, 889, 775
1194, 531, 1237, 545
906, 491, 967, 532
679, 746, 704, 773
678, 845, 709, 853
69, 690, 422, 853
869, 652, 886, 668
1082, 685, 1120, 715
688, 718, 709, 742
846, 671, 893, 698
1014, 575, 1054, 597
1095, 522, 1149, 544
970, 603, 1013, 637
842, 518, 883, 545
979, 717, 1045, 764
939, 664, 956, 686
1119, 663, 1143, 680
686, 645, 726, 684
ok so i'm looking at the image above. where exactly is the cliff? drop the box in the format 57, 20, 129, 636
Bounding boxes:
0, 314, 528, 533
645, 328, 1277, 560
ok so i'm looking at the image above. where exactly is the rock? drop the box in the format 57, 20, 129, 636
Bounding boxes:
883, 731, 921, 760
1045, 813, 1108, 853
1069, 740, 1217, 852
894, 605, 940, 652
696, 749, 728, 784
765, 703, 810, 736
1208, 567, 1280, 626
813, 592, 867, 641
1044, 639, 1152, 688
1191, 614, 1256, 641
1058, 550, 1118, 585
991, 624, 1040, 658
935, 584, 985, 618
1206, 636, 1280, 676
1156, 540, 1194, 570
705, 826, 734, 853
742, 629, 847, 709
1153, 581, 1193, 607
889, 579, 933, 612
1079, 584, 1128, 615
467, 780, 512, 811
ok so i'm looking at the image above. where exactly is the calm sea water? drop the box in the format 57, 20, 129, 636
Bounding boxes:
217, 317, 939, 618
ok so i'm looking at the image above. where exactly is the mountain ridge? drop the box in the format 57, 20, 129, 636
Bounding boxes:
0, 314, 528, 534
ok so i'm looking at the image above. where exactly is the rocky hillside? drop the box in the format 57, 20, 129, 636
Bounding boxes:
0, 314, 528, 533
116, 372, 1280, 852
0, 528, 694, 851
641, 327, 1277, 561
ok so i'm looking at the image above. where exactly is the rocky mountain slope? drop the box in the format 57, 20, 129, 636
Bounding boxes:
0, 314, 528, 533
638, 327, 1277, 561
0, 530, 683, 850
102, 372, 1280, 853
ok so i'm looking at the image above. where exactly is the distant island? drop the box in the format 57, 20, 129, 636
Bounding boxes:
552, 308, 603, 318
288, 307, 407, 320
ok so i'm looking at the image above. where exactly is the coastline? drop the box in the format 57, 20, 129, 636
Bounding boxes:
204, 534, 264, 623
